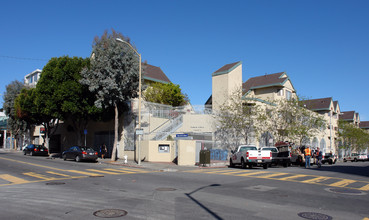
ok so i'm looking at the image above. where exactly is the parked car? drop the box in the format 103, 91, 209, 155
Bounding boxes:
343, 153, 367, 162
23, 144, 49, 156
321, 153, 337, 165
62, 146, 98, 162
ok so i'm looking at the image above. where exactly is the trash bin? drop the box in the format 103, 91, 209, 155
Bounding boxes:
199, 150, 210, 165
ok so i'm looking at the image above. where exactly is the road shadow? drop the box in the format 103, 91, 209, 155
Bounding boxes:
185, 184, 223, 220
307, 163, 369, 178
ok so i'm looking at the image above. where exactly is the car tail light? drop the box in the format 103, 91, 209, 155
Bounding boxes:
246, 152, 249, 157
94, 152, 98, 155
82, 151, 87, 155
34, 148, 38, 152
270, 152, 272, 158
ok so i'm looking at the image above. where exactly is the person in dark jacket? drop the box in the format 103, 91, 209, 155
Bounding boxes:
315, 147, 323, 167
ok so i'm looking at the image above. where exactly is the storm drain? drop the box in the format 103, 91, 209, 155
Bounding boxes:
298, 212, 332, 220
45, 182, 65, 185
93, 209, 127, 218
325, 188, 366, 196
155, 187, 177, 191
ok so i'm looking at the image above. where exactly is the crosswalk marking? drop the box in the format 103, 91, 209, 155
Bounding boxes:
359, 184, 369, 191
0, 174, 30, 184
235, 171, 269, 176
46, 171, 72, 177
329, 179, 357, 187
186, 169, 369, 192
103, 168, 136, 174
65, 170, 104, 177
258, 173, 289, 178
86, 169, 121, 175
276, 174, 308, 181
23, 172, 56, 180
301, 176, 331, 184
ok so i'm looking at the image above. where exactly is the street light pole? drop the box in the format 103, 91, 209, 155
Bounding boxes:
116, 38, 142, 165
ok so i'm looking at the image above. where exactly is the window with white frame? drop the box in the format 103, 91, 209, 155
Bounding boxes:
277, 89, 284, 96
286, 90, 292, 100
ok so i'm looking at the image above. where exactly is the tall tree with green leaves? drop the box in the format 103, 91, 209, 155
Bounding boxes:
81, 30, 140, 161
215, 89, 263, 151
143, 82, 189, 106
33, 56, 97, 147
338, 120, 369, 152
3, 80, 26, 148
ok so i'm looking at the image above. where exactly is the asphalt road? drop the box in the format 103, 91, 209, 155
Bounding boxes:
0, 150, 368, 220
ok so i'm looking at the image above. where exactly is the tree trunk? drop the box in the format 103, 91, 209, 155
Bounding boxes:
111, 102, 119, 161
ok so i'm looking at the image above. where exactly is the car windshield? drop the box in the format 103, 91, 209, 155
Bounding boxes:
262, 148, 278, 152
239, 146, 257, 152
80, 147, 94, 151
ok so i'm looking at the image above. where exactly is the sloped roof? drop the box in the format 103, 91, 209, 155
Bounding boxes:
359, 121, 369, 129
142, 63, 171, 83
301, 97, 332, 111
242, 72, 288, 94
333, 101, 339, 112
340, 111, 356, 121
212, 61, 242, 76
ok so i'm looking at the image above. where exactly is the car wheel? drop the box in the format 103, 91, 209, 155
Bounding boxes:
248, 164, 253, 169
241, 159, 246, 169
75, 155, 81, 162
23, 151, 26, 155
263, 164, 268, 169
354, 158, 357, 162
283, 163, 288, 168
63, 155, 67, 161
229, 159, 235, 168
344, 159, 347, 162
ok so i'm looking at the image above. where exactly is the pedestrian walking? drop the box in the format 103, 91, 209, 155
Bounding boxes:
315, 147, 323, 168
100, 144, 107, 159
304, 146, 311, 168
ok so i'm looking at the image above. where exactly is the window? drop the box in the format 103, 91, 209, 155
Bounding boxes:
286, 90, 292, 100
277, 89, 284, 96
158, 144, 170, 153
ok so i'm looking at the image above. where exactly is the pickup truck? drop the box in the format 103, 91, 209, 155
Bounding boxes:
229, 145, 272, 169
261, 146, 291, 167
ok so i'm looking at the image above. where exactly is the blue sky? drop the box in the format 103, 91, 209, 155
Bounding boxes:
1, 0, 368, 120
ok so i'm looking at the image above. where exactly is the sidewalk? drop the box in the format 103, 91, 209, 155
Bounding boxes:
97, 158, 228, 172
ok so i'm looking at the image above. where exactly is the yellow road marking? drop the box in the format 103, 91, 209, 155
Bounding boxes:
276, 174, 308, 181
329, 179, 357, 187
66, 170, 103, 176
0, 174, 30, 184
103, 168, 135, 174
46, 171, 72, 177
86, 169, 121, 175
0, 156, 65, 171
235, 171, 269, 176
301, 176, 331, 184
362, 217, 369, 220
359, 184, 369, 191
258, 173, 289, 178
23, 172, 55, 180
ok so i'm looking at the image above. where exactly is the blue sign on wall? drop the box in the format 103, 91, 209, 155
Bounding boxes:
176, 134, 188, 138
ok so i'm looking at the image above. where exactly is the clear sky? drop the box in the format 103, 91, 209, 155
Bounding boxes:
1, 0, 368, 120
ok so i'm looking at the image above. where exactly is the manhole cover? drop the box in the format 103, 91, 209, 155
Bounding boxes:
93, 209, 127, 218
156, 187, 177, 191
298, 212, 332, 220
325, 188, 366, 195
45, 182, 65, 185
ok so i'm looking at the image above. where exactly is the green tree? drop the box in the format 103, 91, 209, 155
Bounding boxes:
33, 56, 98, 147
143, 82, 189, 106
259, 97, 326, 146
81, 30, 140, 161
215, 89, 263, 151
3, 80, 26, 148
338, 120, 369, 152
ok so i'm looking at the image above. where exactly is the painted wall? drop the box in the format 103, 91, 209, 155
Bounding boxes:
177, 140, 197, 166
